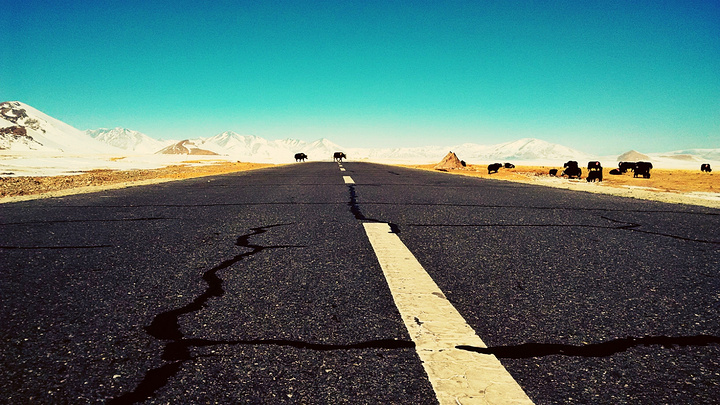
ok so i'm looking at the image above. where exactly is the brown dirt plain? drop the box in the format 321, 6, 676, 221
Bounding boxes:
0, 161, 273, 202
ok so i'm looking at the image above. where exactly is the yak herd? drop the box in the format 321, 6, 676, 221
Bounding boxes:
489, 160, 712, 181
292, 153, 713, 181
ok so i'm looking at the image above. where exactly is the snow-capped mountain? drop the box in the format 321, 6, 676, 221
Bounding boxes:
459, 138, 590, 161
201, 131, 266, 151
86, 127, 172, 154
304, 138, 346, 158
0, 101, 123, 153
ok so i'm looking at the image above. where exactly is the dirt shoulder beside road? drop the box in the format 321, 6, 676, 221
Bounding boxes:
402, 164, 720, 209
0, 161, 274, 203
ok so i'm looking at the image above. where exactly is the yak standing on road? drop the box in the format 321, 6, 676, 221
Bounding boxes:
333, 152, 346, 162
294, 153, 307, 162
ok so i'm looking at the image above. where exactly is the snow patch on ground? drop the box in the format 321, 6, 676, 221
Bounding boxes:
0, 152, 234, 177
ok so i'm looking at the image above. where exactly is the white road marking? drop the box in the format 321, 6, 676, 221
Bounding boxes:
363, 223, 533, 404
343, 176, 354, 184
340, 168, 346, 172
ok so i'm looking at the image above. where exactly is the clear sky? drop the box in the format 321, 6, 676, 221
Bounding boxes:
3, 0, 719, 154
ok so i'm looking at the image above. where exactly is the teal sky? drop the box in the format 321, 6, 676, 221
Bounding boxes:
3, 0, 719, 154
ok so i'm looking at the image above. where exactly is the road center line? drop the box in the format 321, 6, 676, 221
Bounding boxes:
362, 223, 533, 404
343, 176, 354, 184
340, 168, 346, 172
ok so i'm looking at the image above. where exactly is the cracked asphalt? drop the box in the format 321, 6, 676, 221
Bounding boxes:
1, 161, 718, 404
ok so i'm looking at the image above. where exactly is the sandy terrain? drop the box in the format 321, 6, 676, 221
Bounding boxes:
403, 164, 720, 209
0, 161, 273, 203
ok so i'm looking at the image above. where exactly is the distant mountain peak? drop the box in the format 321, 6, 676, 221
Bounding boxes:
1, 101, 122, 153
86, 127, 169, 153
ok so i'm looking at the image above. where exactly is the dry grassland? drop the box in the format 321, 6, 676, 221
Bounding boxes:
405, 164, 717, 193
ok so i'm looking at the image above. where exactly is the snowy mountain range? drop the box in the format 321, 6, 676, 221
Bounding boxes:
0, 101, 122, 154
86, 127, 173, 153
2, 101, 718, 167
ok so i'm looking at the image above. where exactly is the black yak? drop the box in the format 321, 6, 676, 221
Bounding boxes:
634, 161, 653, 178
618, 161, 636, 173
562, 161, 582, 179
488, 163, 502, 174
587, 161, 603, 182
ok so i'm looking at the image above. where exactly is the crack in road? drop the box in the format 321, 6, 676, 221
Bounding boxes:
0, 244, 113, 250
599, 215, 720, 244
10, 200, 717, 219
347, 185, 400, 234
457, 334, 720, 358
360, 201, 720, 216
111, 338, 414, 405
0, 217, 174, 226
404, 215, 719, 245
348, 185, 366, 220
164, 337, 415, 357
111, 223, 305, 404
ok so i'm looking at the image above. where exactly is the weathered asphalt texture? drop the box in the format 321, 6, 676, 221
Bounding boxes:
1, 162, 718, 404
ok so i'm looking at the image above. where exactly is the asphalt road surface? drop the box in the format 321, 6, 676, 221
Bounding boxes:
1, 161, 719, 404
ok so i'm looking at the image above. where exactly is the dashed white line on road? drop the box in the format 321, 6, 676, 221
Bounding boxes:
362, 222, 533, 404
343, 176, 354, 184
340, 168, 346, 171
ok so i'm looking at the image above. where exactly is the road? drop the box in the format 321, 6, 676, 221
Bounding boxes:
1, 161, 719, 404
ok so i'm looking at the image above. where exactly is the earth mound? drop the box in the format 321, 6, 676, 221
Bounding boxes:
156, 140, 218, 155
618, 150, 651, 161
434, 151, 464, 170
